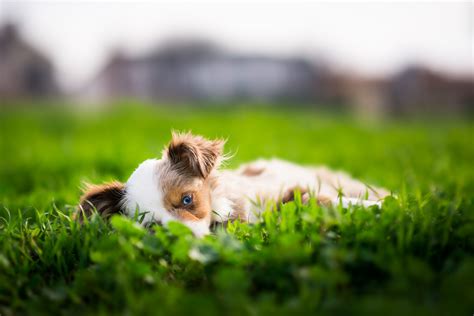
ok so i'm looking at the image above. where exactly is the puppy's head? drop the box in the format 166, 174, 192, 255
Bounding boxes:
122, 132, 225, 236
79, 133, 224, 236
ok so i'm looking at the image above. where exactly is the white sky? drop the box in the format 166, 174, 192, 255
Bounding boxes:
1, 0, 473, 90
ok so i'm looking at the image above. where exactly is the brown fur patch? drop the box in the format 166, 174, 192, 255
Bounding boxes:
160, 168, 212, 222
316, 195, 333, 207
280, 186, 309, 204
166, 132, 225, 179
241, 166, 265, 177
76, 181, 125, 221
228, 197, 248, 222
280, 187, 332, 207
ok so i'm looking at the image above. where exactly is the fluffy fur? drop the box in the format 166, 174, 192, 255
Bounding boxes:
78, 132, 389, 236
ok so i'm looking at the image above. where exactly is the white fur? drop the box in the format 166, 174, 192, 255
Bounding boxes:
182, 220, 211, 237
331, 197, 382, 208
211, 195, 235, 221
209, 158, 388, 223
123, 159, 167, 224
122, 157, 388, 237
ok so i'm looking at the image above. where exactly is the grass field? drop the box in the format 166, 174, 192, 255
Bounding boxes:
0, 103, 473, 315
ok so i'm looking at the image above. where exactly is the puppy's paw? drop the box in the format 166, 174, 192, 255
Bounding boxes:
280, 186, 310, 205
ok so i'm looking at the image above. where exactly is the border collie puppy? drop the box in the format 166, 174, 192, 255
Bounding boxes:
78, 132, 389, 236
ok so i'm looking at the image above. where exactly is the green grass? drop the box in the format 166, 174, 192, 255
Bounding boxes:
0, 103, 473, 315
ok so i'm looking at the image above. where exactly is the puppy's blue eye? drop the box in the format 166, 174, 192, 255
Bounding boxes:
181, 195, 193, 206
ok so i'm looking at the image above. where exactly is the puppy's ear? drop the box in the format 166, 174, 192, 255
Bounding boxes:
166, 132, 225, 178
76, 181, 125, 221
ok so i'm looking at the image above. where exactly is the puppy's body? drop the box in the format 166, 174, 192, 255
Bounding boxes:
79, 133, 389, 236
211, 159, 387, 223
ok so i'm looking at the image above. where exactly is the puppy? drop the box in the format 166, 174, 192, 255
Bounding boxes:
78, 132, 389, 236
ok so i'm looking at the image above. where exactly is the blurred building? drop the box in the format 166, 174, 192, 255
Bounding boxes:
342, 76, 389, 116
387, 66, 474, 115
343, 66, 473, 117
81, 40, 473, 116
81, 40, 333, 104
0, 23, 58, 100
0, 22, 471, 115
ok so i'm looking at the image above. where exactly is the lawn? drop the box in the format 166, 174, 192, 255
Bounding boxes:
0, 103, 473, 315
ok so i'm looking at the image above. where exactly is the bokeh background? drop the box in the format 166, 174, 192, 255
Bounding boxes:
1, 1, 472, 116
